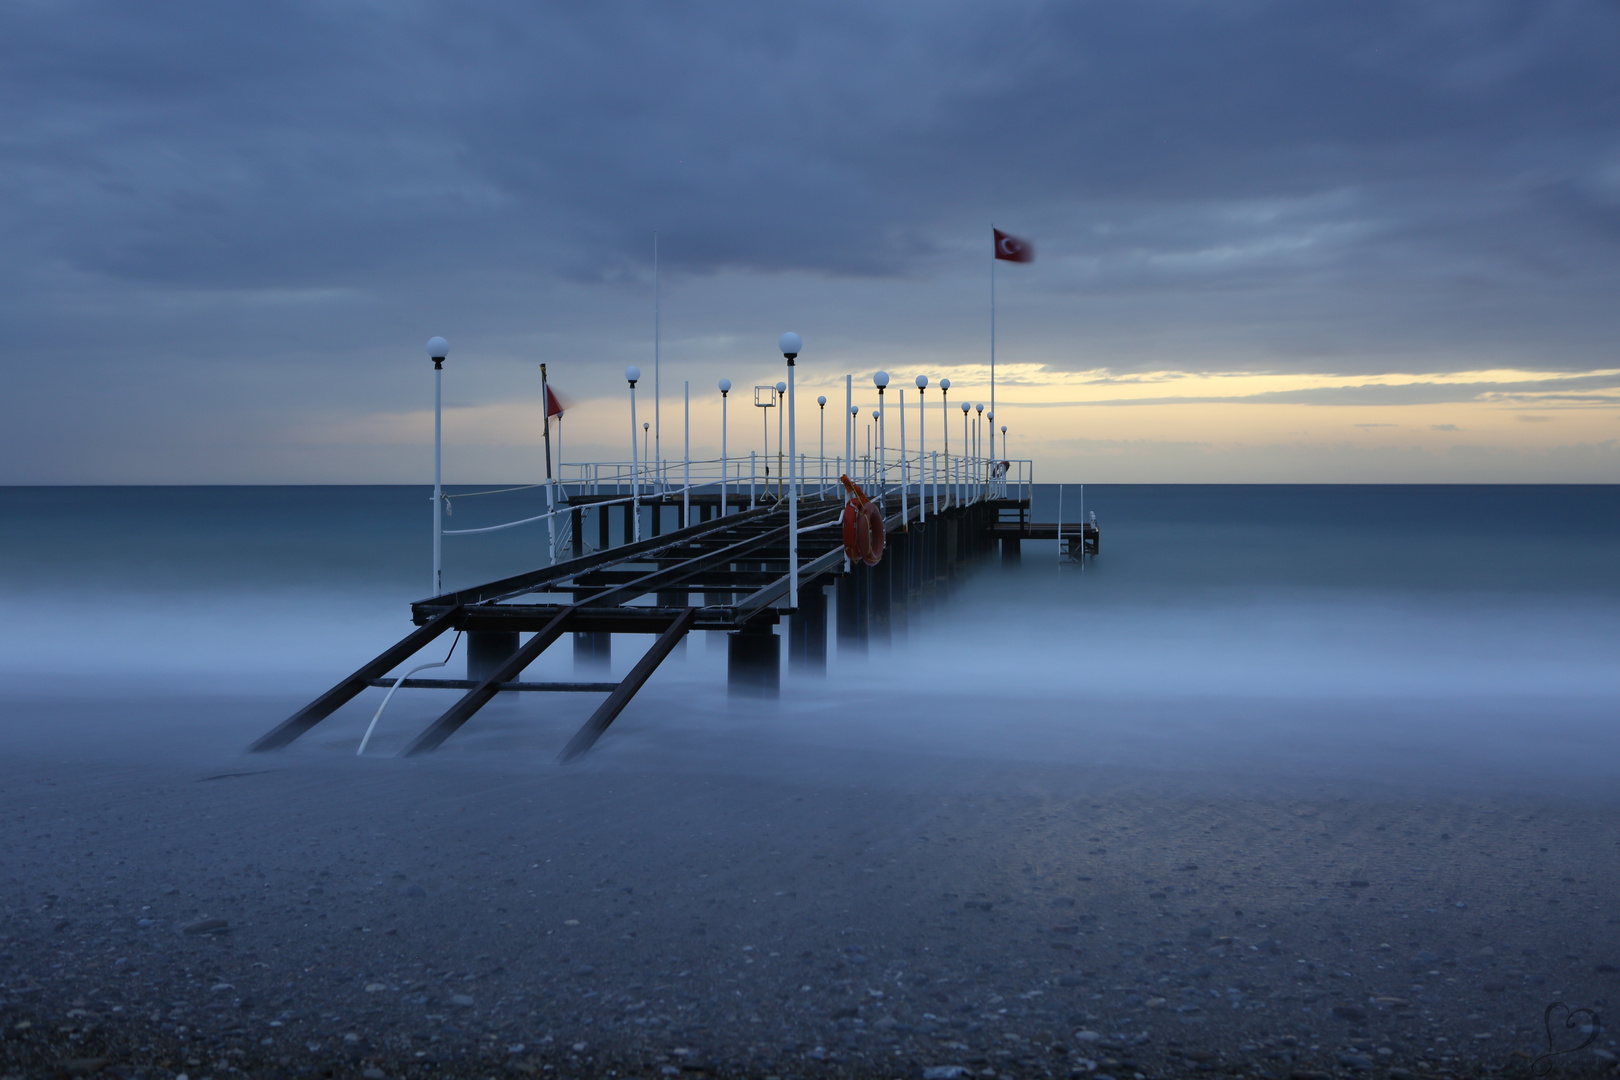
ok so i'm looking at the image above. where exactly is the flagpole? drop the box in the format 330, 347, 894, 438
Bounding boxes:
990, 227, 997, 465
540, 363, 557, 564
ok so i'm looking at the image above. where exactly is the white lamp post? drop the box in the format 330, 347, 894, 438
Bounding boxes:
780, 332, 802, 605
428, 336, 448, 595
817, 395, 827, 499
718, 379, 731, 517
871, 411, 879, 487
848, 404, 858, 484
939, 377, 951, 508
960, 400, 970, 504
898, 387, 909, 526
873, 371, 889, 513
1000, 424, 1008, 497
626, 366, 641, 542
775, 379, 787, 500
916, 376, 931, 515
975, 402, 984, 495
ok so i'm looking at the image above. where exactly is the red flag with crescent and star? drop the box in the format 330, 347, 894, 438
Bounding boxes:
994, 228, 1033, 263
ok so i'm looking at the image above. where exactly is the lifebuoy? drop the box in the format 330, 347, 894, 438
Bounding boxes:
837, 475, 886, 566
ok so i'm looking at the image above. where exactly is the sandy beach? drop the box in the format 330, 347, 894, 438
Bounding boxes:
3, 680, 1617, 1080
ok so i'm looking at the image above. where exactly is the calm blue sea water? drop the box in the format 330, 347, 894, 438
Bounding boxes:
2, 484, 1616, 790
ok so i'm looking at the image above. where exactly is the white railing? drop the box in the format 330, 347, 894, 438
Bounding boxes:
439, 452, 1033, 564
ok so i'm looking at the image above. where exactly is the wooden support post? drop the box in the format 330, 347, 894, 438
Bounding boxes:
598, 504, 610, 552
400, 608, 576, 756
574, 630, 611, 672
572, 507, 584, 560
836, 566, 866, 654
870, 546, 892, 643
727, 619, 780, 697
887, 531, 908, 637
788, 581, 828, 674
467, 631, 520, 683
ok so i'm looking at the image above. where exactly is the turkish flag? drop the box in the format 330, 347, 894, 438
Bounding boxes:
994, 228, 1033, 263
545, 385, 566, 418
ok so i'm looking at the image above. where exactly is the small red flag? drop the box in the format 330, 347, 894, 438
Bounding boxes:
994, 228, 1033, 263
545, 385, 566, 418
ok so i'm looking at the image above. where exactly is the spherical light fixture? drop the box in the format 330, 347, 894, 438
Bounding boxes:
625, 365, 641, 386
779, 332, 802, 359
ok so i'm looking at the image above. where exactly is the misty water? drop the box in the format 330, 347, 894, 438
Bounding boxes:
3, 484, 1617, 794
3, 484, 1619, 1079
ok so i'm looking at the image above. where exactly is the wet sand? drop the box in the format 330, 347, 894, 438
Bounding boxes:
3, 689, 1619, 1080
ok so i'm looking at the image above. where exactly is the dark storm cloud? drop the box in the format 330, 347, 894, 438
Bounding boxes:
6, 1, 1619, 286
3, 1, 1620, 481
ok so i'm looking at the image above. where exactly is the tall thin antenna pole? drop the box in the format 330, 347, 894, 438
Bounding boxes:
682, 381, 690, 527
786, 353, 798, 605
990, 229, 997, 464
653, 232, 660, 490
433, 360, 442, 595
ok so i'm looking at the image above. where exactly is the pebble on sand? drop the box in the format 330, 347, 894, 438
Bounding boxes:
181, 919, 229, 936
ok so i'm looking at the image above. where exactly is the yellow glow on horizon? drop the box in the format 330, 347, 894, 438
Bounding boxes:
285, 362, 1620, 483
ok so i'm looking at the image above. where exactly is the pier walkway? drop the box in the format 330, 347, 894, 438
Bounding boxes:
251, 488, 1091, 761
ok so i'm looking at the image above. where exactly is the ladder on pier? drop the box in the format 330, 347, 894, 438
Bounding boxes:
249, 605, 695, 762
249, 499, 845, 760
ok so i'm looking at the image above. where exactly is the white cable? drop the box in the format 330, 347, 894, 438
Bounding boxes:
358, 633, 462, 755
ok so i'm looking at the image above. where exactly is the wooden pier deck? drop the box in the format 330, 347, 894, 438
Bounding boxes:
250, 490, 1085, 761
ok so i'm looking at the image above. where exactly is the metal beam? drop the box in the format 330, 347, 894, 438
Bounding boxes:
249, 605, 463, 752
581, 505, 841, 610
399, 606, 577, 756
557, 607, 697, 763
363, 678, 618, 693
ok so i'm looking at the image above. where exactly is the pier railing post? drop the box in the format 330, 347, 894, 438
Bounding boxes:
837, 559, 869, 655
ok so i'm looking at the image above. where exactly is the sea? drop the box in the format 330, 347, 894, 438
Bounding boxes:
2, 483, 1617, 796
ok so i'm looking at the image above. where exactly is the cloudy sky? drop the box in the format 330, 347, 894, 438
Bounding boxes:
4, 0, 1619, 483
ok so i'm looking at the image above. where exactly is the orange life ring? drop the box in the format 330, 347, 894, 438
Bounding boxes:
838, 475, 886, 565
